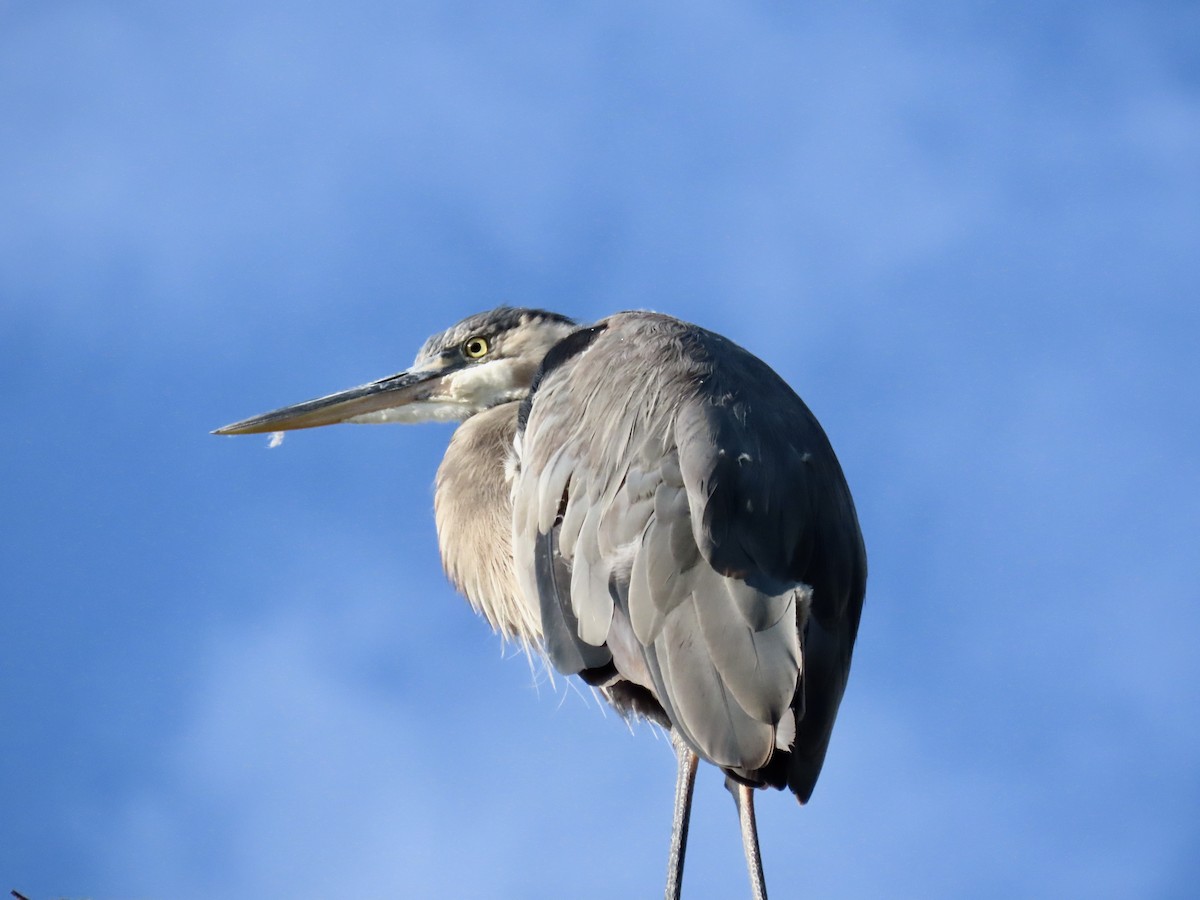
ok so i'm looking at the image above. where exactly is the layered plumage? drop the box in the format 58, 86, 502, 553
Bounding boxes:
508, 312, 865, 801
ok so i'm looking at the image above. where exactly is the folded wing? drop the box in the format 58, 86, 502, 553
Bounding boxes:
512, 312, 865, 798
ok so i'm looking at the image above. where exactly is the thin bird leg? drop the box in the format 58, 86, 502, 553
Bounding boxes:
730, 779, 768, 900
665, 730, 699, 900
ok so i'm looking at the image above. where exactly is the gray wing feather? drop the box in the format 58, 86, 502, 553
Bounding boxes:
556, 475, 589, 558
535, 445, 574, 534
693, 579, 802, 724
627, 475, 696, 646
653, 596, 775, 769
569, 504, 613, 646
534, 528, 612, 673
676, 398, 810, 593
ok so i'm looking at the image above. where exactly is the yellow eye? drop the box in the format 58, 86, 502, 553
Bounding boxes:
463, 336, 490, 359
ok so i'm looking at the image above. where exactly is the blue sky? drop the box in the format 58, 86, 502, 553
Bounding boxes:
3, 1, 1198, 897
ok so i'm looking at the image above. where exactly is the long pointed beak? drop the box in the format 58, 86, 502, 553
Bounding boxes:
213, 367, 462, 436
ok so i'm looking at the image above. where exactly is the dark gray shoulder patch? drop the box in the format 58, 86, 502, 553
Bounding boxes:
517, 322, 608, 436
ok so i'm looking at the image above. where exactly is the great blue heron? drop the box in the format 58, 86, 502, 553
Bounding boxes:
215, 307, 866, 899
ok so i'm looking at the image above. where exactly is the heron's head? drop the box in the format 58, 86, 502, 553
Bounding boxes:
214, 307, 577, 435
